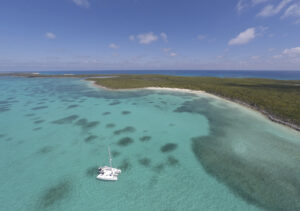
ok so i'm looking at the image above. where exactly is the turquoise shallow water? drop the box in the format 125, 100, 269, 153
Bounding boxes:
0, 77, 300, 211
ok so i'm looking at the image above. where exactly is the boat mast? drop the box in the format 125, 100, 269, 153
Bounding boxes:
108, 146, 112, 170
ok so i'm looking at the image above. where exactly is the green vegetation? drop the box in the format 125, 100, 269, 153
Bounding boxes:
87, 75, 300, 129
1, 72, 299, 130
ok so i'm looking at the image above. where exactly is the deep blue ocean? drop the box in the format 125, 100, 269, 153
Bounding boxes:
11, 70, 300, 80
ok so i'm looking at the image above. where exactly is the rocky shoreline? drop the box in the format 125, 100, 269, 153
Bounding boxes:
210, 92, 300, 132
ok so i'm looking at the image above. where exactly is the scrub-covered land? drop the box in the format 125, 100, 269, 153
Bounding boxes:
1, 73, 299, 130
87, 74, 300, 130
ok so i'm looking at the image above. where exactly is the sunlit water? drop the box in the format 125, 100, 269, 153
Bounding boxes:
0, 77, 299, 211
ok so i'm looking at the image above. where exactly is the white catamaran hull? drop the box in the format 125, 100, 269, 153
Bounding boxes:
96, 146, 121, 181
99, 166, 122, 174
96, 174, 118, 181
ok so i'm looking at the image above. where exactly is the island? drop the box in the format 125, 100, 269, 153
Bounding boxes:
88, 75, 300, 131
1, 73, 300, 131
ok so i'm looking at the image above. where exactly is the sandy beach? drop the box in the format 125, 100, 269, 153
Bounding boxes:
88, 79, 300, 132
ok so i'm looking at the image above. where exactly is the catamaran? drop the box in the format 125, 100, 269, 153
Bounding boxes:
96, 146, 121, 181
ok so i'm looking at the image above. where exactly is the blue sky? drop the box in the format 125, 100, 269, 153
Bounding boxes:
0, 0, 300, 71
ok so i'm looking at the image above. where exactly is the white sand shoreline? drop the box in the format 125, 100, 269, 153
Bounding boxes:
87, 80, 300, 132
88, 80, 235, 103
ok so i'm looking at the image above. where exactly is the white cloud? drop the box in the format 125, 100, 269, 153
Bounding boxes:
228, 27, 256, 46
271, 46, 300, 60
197, 34, 206, 40
136, 32, 158, 44
162, 48, 176, 56
257, 0, 292, 17
237, 0, 248, 13
251, 56, 260, 60
268, 48, 276, 52
282, 3, 300, 19
45, 32, 56, 39
256, 25, 268, 36
283, 47, 300, 56
252, 0, 269, 5
72, 0, 90, 8
109, 43, 119, 49
163, 48, 171, 53
237, 0, 268, 12
129, 35, 135, 41
273, 54, 283, 59
160, 32, 168, 42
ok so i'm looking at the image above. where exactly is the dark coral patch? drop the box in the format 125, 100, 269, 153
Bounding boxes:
106, 123, 115, 128
31, 106, 48, 110
174, 99, 300, 210
84, 135, 98, 143
114, 126, 136, 135
173, 99, 214, 115
75, 118, 87, 126
111, 150, 120, 158
86, 166, 98, 177
139, 136, 151, 142
160, 143, 178, 153
33, 127, 42, 131
0, 134, 6, 139
118, 159, 131, 172
5, 137, 12, 141
39, 180, 72, 208
34, 120, 45, 124
37, 146, 54, 154
0, 100, 9, 105
109, 101, 121, 106
117, 137, 134, 146
67, 104, 78, 109
139, 158, 151, 167
84, 121, 99, 129
153, 163, 165, 173
25, 113, 35, 117
0, 106, 10, 112
154, 105, 162, 110
122, 111, 131, 115
52, 115, 79, 124
75, 118, 99, 130
167, 156, 179, 166
102, 112, 111, 115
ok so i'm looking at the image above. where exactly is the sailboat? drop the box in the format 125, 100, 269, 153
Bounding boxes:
96, 146, 122, 181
